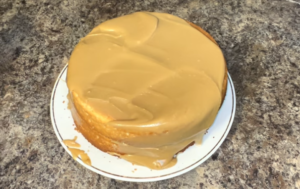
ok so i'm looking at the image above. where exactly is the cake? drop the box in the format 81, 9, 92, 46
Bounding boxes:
66, 12, 227, 170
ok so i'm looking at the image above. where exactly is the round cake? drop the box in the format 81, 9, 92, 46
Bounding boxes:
67, 12, 227, 170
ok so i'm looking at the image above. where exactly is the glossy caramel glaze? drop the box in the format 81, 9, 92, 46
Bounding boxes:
67, 12, 226, 169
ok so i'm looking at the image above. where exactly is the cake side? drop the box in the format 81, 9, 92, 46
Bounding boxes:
187, 21, 228, 103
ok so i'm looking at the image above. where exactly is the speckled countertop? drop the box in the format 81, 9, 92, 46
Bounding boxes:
1, 0, 300, 188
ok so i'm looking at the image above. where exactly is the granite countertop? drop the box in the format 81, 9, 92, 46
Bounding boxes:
1, 0, 300, 188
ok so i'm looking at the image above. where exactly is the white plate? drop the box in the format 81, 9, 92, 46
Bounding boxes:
50, 65, 236, 182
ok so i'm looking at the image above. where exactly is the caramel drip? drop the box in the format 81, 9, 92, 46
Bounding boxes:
67, 12, 225, 169
63, 136, 81, 148
67, 93, 72, 110
68, 148, 92, 166
63, 137, 91, 166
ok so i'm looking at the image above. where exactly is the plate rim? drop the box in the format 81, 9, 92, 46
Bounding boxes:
50, 65, 236, 182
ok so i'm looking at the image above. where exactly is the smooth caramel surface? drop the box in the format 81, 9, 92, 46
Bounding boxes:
67, 12, 225, 169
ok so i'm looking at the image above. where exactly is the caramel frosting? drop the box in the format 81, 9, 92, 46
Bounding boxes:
67, 12, 226, 169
